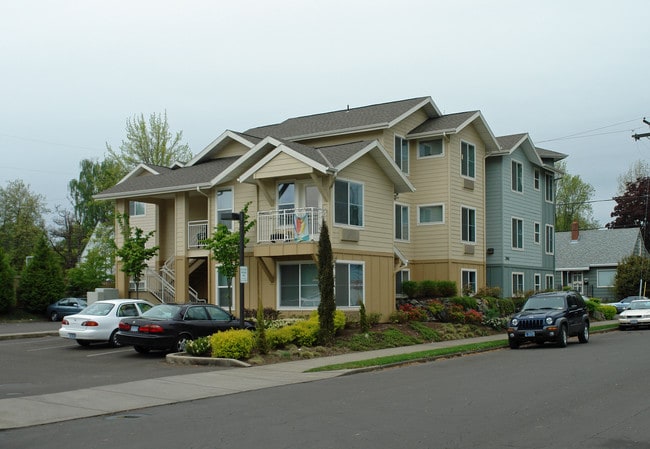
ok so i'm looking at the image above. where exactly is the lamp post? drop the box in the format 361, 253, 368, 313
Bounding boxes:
221, 211, 246, 328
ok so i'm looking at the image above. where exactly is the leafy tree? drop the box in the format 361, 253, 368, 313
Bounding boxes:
106, 111, 192, 173
49, 207, 86, 271
608, 177, 650, 251
317, 221, 336, 346
0, 248, 16, 314
115, 214, 158, 299
202, 203, 255, 314
555, 161, 598, 231
66, 224, 115, 297
617, 160, 650, 195
0, 180, 48, 272
614, 255, 650, 299
18, 234, 65, 314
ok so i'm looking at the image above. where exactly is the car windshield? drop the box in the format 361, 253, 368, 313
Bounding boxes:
80, 302, 115, 316
629, 301, 650, 310
522, 296, 565, 310
142, 304, 181, 319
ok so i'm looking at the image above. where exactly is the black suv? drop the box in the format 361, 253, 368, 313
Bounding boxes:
507, 291, 590, 349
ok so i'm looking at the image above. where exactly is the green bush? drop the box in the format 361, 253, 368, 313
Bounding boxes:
437, 281, 457, 298
266, 326, 294, 348
290, 320, 319, 346
402, 280, 419, 298
419, 280, 438, 298
367, 313, 382, 326
598, 304, 617, 320
496, 298, 515, 316
309, 310, 346, 333
475, 286, 502, 299
210, 329, 255, 359
359, 301, 369, 333
450, 296, 478, 311
409, 321, 441, 341
185, 336, 211, 356
388, 309, 409, 323
426, 300, 445, 320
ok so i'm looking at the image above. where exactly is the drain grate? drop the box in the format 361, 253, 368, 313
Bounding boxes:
106, 413, 149, 420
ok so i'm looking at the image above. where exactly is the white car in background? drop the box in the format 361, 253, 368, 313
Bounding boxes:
618, 299, 650, 330
59, 299, 154, 347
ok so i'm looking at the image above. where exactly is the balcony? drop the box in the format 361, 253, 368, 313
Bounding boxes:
257, 208, 325, 244
188, 220, 209, 248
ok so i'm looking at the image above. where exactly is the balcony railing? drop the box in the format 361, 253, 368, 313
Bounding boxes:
188, 220, 209, 248
257, 208, 325, 244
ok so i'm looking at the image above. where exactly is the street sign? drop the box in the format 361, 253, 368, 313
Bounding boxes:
240, 266, 248, 283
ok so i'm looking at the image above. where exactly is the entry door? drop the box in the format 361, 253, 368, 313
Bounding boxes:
571, 273, 583, 293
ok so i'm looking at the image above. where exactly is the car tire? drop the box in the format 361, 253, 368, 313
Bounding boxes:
619, 325, 627, 331
174, 333, 193, 353
76, 340, 91, 347
509, 339, 520, 349
50, 311, 59, 322
557, 324, 568, 348
578, 323, 589, 343
109, 329, 122, 348
134, 345, 150, 354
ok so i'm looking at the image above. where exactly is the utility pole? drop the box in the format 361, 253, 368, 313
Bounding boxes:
632, 118, 650, 141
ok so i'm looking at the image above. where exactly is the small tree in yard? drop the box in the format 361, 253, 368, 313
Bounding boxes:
317, 221, 336, 346
18, 234, 65, 314
115, 214, 158, 299
0, 248, 16, 314
203, 202, 254, 314
614, 255, 650, 299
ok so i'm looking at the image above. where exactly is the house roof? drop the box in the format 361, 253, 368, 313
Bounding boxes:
555, 227, 645, 271
490, 133, 544, 167
244, 97, 440, 141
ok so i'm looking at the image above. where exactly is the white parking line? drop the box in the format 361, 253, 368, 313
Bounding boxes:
86, 348, 134, 357
27, 344, 74, 352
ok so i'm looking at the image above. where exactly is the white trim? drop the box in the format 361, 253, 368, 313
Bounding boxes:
417, 203, 445, 225
394, 202, 410, 242
461, 268, 477, 294
335, 259, 366, 307
511, 216, 524, 250
460, 140, 477, 180
460, 204, 477, 244
417, 137, 445, 159
333, 177, 365, 228
393, 133, 410, 175
511, 159, 524, 194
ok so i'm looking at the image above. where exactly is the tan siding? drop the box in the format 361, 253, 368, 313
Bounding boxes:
217, 140, 250, 158
254, 152, 314, 179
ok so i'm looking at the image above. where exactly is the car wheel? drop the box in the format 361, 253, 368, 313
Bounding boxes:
76, 340, 91, 347
578, 323, 590, 343
174, 333, 192, 353
557, 324, 568, 348
134, 345, 150, 354
509, 339, 520, 349
50, 311, 59, 322
619, 324, 627, 331
109, 329, 122, 348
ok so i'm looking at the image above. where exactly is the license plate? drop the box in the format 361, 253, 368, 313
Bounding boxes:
631, 320, 638, 324
525, 331, 535, 337
130, 326, 139, 332
67, 333, 76, 339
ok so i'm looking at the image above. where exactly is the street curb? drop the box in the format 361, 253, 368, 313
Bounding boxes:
0, 331, 58, 341
165, 352, 252, 367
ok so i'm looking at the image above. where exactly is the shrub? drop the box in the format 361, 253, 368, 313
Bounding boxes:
437, 281, 457, 298
463, 309, 483, 325
475, 286, 501, 299
398, 303, 428, 321
210, 329, 255, 359
266, 326, 294, 348
388, 309, 409, 323
598, 304, 617, 320
359, 301, 370, 333
482, 316, 509, 330
409, 321, 441, 341
496, 298, 515, 316
367, 313, 382, 326
446, 304, 466, 324
426, 300, 445, 320
450, 296, 478, 311
290, 320, 319, 346
402, 280, 419, 298
245, 307, 281, 321
185, 336, 211, 356
419, 280, 438, 298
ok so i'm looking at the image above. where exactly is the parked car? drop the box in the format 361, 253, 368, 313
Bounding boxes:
507, 291, 590, 349
610, 296, 649, 314
59, 299, 154, 347
116, 303, 255, 354
46, 297, 87, 321
618, 299, 650, 330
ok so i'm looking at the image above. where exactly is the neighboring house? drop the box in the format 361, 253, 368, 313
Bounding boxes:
555, 223, 648, 300
96, 96, 542, 319
486, 134, 566, 297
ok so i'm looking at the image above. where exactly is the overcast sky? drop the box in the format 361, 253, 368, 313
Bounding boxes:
1, 0, 649, 227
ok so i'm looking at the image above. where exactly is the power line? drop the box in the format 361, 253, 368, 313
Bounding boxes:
537, 117, 645, 143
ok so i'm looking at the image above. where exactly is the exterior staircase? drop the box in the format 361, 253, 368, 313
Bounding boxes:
143, 256, 201, 303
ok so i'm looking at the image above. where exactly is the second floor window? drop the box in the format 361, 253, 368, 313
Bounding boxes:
216, 188, 233, 230
418, 139, 443, 158
461, 141, 475, 178
534, 169, 540, 190
395, 204, 409, 241
419, 204, 444, 224
512, 218, 523, 249
534, 222, 541, 244
545, 173, 554, 202
511, 160, 523, 192
335, 179, 363, 227
461, 206, 476, 243
546, 224, 555, 254
129, 201, 145, 216
394, 135, 409, 174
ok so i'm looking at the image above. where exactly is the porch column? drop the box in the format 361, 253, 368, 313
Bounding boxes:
174, 192, 190, 303
114, 199, 129, 298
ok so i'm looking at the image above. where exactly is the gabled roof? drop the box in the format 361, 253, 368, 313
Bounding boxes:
187, 130, 258, 166
406, 111, 501, 153
536, 147, 567, 162
491, 133, 544, 167
245, 97, 440, 141
555, 227, 646, 271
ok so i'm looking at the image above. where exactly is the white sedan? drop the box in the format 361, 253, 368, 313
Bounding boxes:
59, 299, 154, 347
618, 299, 650, 330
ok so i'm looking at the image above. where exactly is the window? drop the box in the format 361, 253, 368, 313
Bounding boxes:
129, 201, 145, 216
545, 275, 554, 290
597, 269, 616, 287
216, 268, 234, 308
462, 270, 477, 295
394, 135, 409, 174
545, 224, 554, 254
396, 269, 410, 296
534, 222, 541, 244
216, 188, 233, 230
534, 274, 541, 292
336, 262, 364, 307
461, 141, 476, 178
461, 206, 476, 243
512, 218, 524, 249
534, 169, 540, 190
418, 204, 444, 224
512, 273, 524, 296
395, 204, 409, 240
334, 180, 363, 226
418, 139, 443, 158
279, 263, 319, 308
545, 173, 554, 202
511, 160, 523, 192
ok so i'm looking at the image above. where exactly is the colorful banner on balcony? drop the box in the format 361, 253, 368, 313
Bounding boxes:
294, 212, 309, 242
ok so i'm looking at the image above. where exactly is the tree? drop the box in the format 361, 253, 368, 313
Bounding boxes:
0, 248, 16, 314
66, 224, 115, 297
0, 180, 48, 272
49, 207, 86, 271
317, 221, 336, 346
106, 111, 192, 173
617, 160, 650, 195
608, 177, 650, 251
555, 161, 599, 231
115, 214, 159, 299
18, 234, 65, 314
202, 203, 254, 314
614, 255, 650, 299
